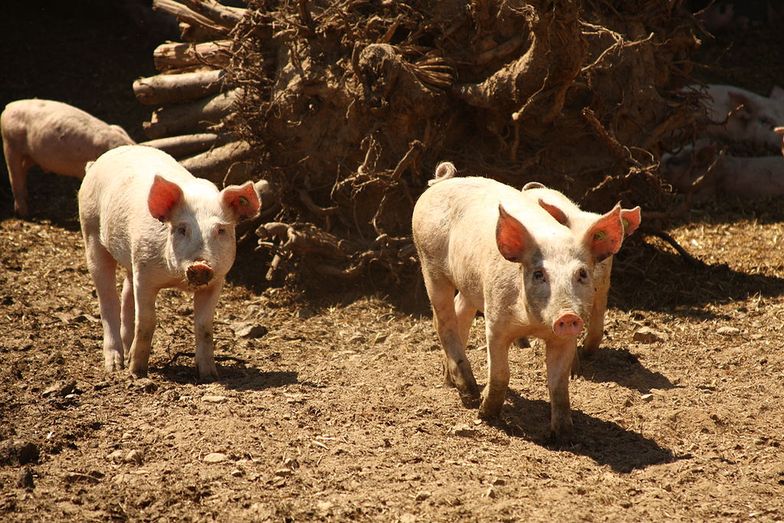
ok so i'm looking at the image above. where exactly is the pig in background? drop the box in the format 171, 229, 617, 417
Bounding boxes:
79, 145, 261, 381
1, 99, 135, 217
412, 164, 629, 442
660, 141, 784, 200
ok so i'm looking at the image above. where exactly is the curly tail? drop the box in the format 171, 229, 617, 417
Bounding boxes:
428, 161, 457, 186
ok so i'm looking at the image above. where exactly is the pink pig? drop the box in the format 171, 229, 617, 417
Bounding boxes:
520, 182, 641, 355
412, 166, 626, 441
1, 99, 134, 217
78, 145, 261, 380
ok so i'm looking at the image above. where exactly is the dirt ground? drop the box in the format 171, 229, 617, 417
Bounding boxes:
2, 2, 784, 522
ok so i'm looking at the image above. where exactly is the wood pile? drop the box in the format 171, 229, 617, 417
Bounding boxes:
134, 0, 251, 186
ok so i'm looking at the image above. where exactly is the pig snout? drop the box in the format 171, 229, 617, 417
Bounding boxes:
186, 260, 214, 287
553, 312, 584, 338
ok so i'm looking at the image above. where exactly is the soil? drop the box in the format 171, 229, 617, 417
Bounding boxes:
2, 2, 784, 522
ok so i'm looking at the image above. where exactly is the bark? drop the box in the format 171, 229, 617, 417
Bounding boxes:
180, 140, 252, 182
178, 0, 245, 28
153, 0, 228, 37
154, 40, 232, 72
139, 133, 220, 159
133, 69, 225, 106
142, 89, 239, 139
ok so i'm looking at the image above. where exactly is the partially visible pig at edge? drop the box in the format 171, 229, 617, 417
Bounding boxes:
412, 168, 626, 441
78, 145, 261, 381
691, 84, 784, 152
1, 99, 134, 217
520, 182, 641, 356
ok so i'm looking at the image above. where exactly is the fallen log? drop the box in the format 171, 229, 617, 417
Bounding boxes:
139, 133, 220, 159
142, 89, 239, 139
154, 40, 232, 72
180, 140, 252, 182
178, 0, 245, 29
133, 69, 225, 106
153, 0, 228, 38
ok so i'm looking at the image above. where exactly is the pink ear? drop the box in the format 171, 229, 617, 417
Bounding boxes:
148, 175, 183, 222
620, 206, 641, 238
221, 181, 261, 221
537, 198, 569, 226
584, 204, 624, 261
496, 204, 532, 262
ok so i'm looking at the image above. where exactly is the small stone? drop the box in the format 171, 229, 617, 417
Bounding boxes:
717, 326, 740, 336
203, 452, 229, 463
485, 486, 497, 498
448, 423, 478, 437
316, 500, 333, 513
230, 468, 244, 477
491, 478, 506, 486
274, 468, 293, 477
107, 450, 124, 463
18, 467, 35, 490
42, 380, 78, 398
202, 395, 227, 403
129, 378, 158, 393
641, 393, 654, 402
124, 450, 143, 466
399, 513, 417, 523
283, 457, 300, 470
232, 322, 268, 339
633, 327, 667, 344
415, 491, 431, 502
93, 381, 110, 391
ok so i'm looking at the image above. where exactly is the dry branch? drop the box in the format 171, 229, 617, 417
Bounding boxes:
178, 0, 245, 28
139, 133, 220, 159
154, 40, 232, 72
180, 140, 252, 182
153, 0, 228, 37
143, 89, 239, 139
133, 69, 225, 106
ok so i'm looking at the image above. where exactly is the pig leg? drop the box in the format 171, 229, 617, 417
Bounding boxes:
478, 326, 512, 420
454, 292, 476, 348
424, 278, 479, 405
83, 238, 124, 371
545, 338, 577, 443
120, 271, 135, 355
2, 139, 31, 217
584, 257, 612, 354
128, 275, 158, 378
193, 282, 222, 381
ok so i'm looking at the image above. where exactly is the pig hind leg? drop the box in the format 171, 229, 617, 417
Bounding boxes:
422, 273, 479, 406
120, 271, 135, 355
84, 237, 124, 371
2, 137, 32, 217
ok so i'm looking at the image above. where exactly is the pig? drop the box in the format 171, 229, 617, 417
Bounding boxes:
1, 99, 135, 217
412, 168, 626, 441
690, 84, 784, 152
78, 145, 261, 380
660, 141, 784, 199
520, 182, 641, 355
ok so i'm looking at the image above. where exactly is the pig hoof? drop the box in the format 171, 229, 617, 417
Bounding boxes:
478, 396, 503, 420
197, 369, 219, 383
458, 390, 480, 409
549, 428, 574, 447
129, 364, 148, 379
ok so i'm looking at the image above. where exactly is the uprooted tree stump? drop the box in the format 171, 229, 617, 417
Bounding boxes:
139, 0, 701, 283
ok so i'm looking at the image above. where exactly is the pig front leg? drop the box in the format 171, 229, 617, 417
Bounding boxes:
2, 139, 31, 217
193, 281, 222, 382
584, 257, 612, 354
478, 327, 511, 420
545, 338, 577, 443
83, 238, 124, 371
128, 276, 158, 378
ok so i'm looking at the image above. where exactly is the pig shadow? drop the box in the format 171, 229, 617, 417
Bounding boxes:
0, 170, 82, 231
577, 347, 674, 393
498, 390, 677, 473
154, 352, 298, 391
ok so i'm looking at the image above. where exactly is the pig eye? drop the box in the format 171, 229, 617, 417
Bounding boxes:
175, 224, 187, 236
577, 268, 589, 282
532, 269, 546, 282
217, 226, 227, 236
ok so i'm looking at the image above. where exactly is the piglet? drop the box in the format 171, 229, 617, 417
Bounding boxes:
412, 169, 625, 441
78, 145, 261, 380
520, 182, 641, 354
1, 99, 134, 217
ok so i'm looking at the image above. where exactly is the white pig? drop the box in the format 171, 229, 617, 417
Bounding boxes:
412, 173, 625, 441
691, 84, 784, 151
1, 99, 135, 217
520, 182, 641, 355
78, 145, 261, 380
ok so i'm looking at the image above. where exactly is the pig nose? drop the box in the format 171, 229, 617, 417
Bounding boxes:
186, 260, 214, 287
553, 312, 584, 337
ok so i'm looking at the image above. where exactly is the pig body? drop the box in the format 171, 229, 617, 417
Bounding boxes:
694, 84, 784, 151
1, 99, 135, 217
520, 184, 641, 354
412, 175, 625, 440
78, 145, 260, 379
